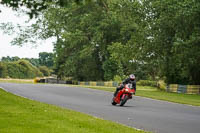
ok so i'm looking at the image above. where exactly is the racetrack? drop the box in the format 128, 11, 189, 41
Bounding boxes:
1, 83, 200, 133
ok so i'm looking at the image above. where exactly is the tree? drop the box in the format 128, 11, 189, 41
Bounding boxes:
39, 52, 54, 68
143, 0, 200, 84
24, 58, 40, 67
0, 0, 108, 18
1, 56, 20, 62
0, 0, 73, 18
43, 1, 113, 80
0, 62, 8, 78
1, 56, 41, 67
1, 0, 151, 81
2, 0, 199, 84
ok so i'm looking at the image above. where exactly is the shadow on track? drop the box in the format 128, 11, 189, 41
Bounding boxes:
108, 104, 136, 108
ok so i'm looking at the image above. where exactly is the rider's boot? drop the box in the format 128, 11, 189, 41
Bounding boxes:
114, 90, 118, 97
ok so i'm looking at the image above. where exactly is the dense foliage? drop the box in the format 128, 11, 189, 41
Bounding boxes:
41, 0, 149, 81
1, 0, 200, 84
0, 0, 69, 18
0, 60, 43, 79
146, 0, 200, 84
1, 52, 54, 68
0, 62, 8, 78
0, 52, 54, 78
39, 52, 54, 68
39, 66, 50, 76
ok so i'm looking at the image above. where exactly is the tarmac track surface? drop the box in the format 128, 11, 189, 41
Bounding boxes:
1, 83, 200, 133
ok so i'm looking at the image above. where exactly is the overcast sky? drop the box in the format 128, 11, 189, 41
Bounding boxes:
0, 5, 54, 59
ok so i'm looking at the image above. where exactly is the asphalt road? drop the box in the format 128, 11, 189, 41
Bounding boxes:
1, 83, 200, 133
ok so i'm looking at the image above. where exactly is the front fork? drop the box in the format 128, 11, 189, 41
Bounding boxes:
121, 94, 126, 100
121, 94, 132, 100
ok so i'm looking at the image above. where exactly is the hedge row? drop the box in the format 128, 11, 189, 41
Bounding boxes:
137, 80, 158, 87
37, 78, 159, 88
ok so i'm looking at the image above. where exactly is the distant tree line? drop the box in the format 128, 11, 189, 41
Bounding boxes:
0, 52, 54, 79
1, 52, 54, 67
1, 0, 200, 84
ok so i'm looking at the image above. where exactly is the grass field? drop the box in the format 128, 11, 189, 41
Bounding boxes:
0, 88, 148, 133
68, 85, 200, 106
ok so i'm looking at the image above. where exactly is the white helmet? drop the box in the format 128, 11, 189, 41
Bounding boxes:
129, 74, 135, 80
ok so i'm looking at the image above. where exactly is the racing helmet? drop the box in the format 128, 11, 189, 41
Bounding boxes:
129, 74, 135, 80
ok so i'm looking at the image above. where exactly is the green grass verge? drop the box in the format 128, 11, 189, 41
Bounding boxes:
0, 78, 34, 84
0, 88, 147, 133
67, 85, 200, 106
136, 89, 200, 106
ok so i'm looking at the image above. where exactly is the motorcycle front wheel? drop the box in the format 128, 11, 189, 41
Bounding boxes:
111, 97, 117, 105
120, 95, 129, 106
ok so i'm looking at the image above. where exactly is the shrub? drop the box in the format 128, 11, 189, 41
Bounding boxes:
137, 80, 157, 87
72, 80, 78, 85
113, 75, 122, 82
39, 66, 50, 76
6, 60, 43, 79
157, 80, 167, 91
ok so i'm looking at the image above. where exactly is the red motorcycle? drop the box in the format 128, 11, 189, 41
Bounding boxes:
112, 84, 135, 106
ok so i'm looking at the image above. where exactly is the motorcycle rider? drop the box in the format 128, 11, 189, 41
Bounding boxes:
114, 74, 136, 97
